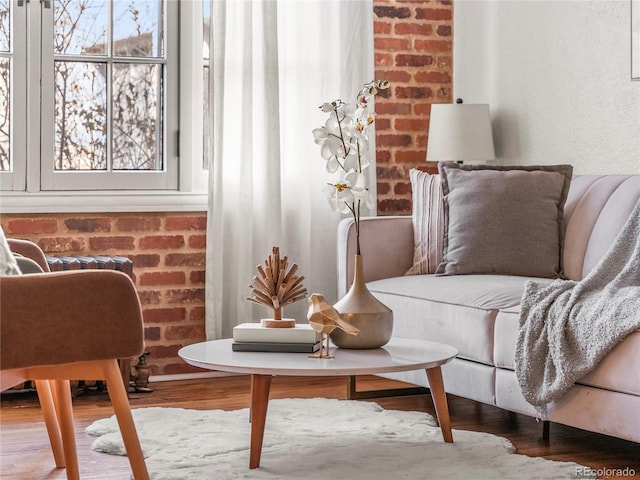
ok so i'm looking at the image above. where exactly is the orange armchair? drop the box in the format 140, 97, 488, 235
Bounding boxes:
1, 239, 149, 480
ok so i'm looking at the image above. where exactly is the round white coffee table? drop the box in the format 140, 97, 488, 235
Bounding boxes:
179, 337, 457, 469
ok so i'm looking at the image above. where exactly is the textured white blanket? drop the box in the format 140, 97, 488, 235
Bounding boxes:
516, 200, 640, 408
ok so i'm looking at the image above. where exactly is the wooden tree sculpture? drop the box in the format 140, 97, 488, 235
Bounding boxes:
247, 247, 307, 328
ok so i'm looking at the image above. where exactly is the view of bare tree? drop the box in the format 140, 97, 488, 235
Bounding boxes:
0, 0, 10, 172
52, 0, 163, 171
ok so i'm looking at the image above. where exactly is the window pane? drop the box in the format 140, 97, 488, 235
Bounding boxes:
203, 66, 209, 170
54, 61, 107, 170
0, 57, 8, 171
203, 0, 210, 60
112, 63, 161, 170
54, 0, 108, 56
113, 0, 162, 58
0, 0, 9, 52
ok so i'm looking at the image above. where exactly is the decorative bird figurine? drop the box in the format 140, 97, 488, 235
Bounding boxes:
306, 293, 359, 358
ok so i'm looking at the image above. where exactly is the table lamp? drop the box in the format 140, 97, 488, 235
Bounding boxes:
426, 99, 495, 163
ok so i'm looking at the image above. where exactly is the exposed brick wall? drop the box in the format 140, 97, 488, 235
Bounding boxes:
373, 0, 453, 215
0, 212, 207, 376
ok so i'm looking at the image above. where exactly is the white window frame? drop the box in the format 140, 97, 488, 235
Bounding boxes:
0, 0, 208, 213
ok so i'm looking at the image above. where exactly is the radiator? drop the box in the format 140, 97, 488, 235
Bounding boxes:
46, 254, 133, 279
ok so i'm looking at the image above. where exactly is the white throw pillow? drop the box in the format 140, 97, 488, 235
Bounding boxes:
0, 226, 22, 276
405, 169, 445, 275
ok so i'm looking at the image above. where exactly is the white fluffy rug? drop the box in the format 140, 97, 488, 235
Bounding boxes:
86, 398, 591, 480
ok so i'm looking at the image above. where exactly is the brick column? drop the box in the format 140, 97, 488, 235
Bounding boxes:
373, 0, 453, 215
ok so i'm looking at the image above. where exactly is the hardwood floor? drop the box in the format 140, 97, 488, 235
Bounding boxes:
1, 375, 638, 479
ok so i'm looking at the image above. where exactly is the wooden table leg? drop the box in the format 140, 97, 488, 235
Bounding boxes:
249, 374, 272, 469
425, 366, 453, 443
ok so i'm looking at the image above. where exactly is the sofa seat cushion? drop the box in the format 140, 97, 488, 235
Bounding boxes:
367, 274, 537, 365
495, 308, 640, 396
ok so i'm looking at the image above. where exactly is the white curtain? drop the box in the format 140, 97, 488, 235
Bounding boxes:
206, 0, 374, 340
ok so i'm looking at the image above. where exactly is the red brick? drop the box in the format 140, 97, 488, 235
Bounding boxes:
145, 344, 183, 360
138, 290, 162, 305
89, 236, 135, 251
144, 326, 162, 341
377, 198, 411, 215
377, 182, 391, 195
395, 86, 433, 99
415, 71, 451, 84
396, 150, 429, 164
166, 216, 207, 231
375, 53, 394, 67
416, 133, 428, 149
376, 102, 413, 115
436, 25, 451, 37
394, 22, 433, 36
436, 86, 452, 100
375, 70, 412, 84
374, 21, 392, 35
190, 270, 205, 284
131, 254, 160, 267
116, 216, 162, 232
437, 55, 453, 69
143, 307, 186, 323
414, 103, 432, 116
166, 288, 205, 304
394, 118, 428, 132
374, 37, 410, 51
376, 150, 391, 164
190, 306, 206, 321
188, 234, 207, 249
165, 252, 206, 267
37, 237, 84, 253
374, 5, 411, 19
375, 118, 391, 131
7, 219, 58, 234
377, 165, 410, 180
414, 39, 451, 53
65, 218, 111, 233
395, 54, 434, 67
415, 7, 452, 21
139, 271, 186, 286
139, 235, 185, 250
376, 134, 412, 148
395, 182, 413, 195
165, 325, 206, 341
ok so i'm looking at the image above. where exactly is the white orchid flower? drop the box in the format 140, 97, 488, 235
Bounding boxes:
313, 80, 388, 255
322, 182, 354, 214
345, 170, 373, 208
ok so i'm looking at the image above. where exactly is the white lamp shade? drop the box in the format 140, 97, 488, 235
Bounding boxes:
426, 103, 495, 163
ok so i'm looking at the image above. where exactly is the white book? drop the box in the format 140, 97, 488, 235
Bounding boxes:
232, 323, 321, 344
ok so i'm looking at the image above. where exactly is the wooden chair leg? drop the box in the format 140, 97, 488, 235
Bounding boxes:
34, 380, 65, 468
51, 379, 80, 480
103, 360, 149, 480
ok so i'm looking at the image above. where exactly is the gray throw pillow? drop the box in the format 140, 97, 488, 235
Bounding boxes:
436, 163, 573, 278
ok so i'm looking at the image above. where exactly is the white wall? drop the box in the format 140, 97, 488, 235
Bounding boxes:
454, 0, 640, 174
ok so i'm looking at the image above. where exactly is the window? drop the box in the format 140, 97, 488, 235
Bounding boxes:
0, 0, 209, 211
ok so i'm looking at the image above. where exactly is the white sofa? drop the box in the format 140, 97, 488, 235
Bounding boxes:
337, 174, 639, 443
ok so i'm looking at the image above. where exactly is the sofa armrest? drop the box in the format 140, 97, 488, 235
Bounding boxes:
7, 238, 50, 272
0, 270, 144, 370
337, 216, 414, 297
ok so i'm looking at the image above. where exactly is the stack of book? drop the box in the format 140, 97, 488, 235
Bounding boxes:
232, 323, 321, 353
